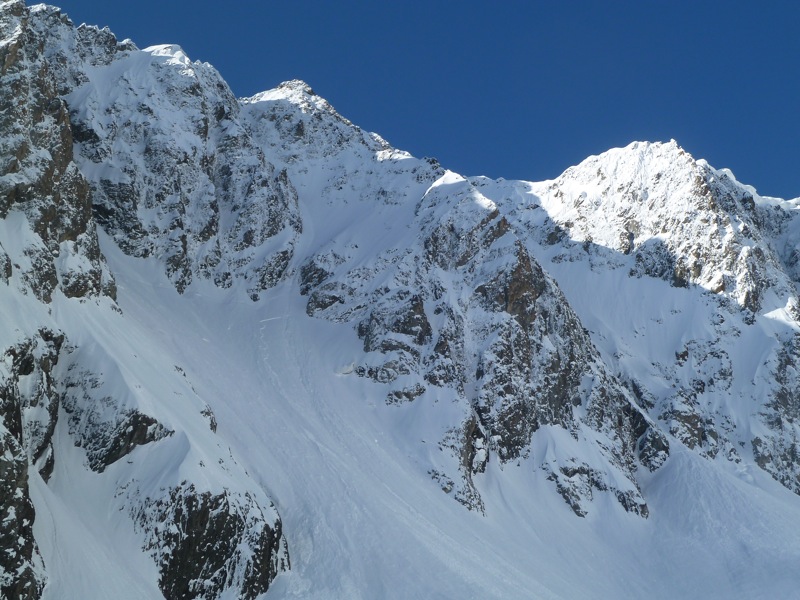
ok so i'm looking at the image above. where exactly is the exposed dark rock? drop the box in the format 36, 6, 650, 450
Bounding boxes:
3, 330, 65, 482
299, 260, 331, 296
51, 24, 303, 298
387, 383, 426, 404
753, 333, 800, 493
0, 328, 64, 598
462, 415, 489, 475
301, 175, 657, 516
200, 406, 217, 433
546, 462, 648, 519
361, 293, 432, 351
0, 1, 115, 303
0, 423, 44, 600
60, 365, 173, 472
306, 281, 355, 317
133, 483, 289, 600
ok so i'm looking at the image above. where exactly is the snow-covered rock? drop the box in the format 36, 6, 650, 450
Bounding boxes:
32, 7, 301, 299
473, 140, 800, 497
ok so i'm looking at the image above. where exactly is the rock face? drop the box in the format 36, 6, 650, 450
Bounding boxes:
488, 140, 800, 498
0, 332, 52, 599
41, 15, 302, 299
133, 483, 289, 600
241, 83, 800, 521
526, 141, 795, 314
1, 1, 112, 594
0, 1, 114, 303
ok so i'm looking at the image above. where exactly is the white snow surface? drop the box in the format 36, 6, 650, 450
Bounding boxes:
3, 3, 800, 599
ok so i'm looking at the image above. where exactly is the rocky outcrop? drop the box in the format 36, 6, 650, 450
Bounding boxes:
132, 483, 289, 600
523, 142, 794, 315
54, 337, 289, 600
0, 7, 114, 591
0, 338, 48, 600
0, 326, 71, 598
752, 332, 800, 492
0, 0, 115, 304
59, 361, 174, 473
0, 427, 42, 600
0, 320, 289, 600
28, 11, 302, 299
495, 141, 800, 499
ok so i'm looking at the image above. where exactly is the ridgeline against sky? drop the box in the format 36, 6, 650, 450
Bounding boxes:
56, 0, 799, 199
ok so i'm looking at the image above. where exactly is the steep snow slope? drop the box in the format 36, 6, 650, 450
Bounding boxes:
3, 1, 800, 599
104, 234, 800, 600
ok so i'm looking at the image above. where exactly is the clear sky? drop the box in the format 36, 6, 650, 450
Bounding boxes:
54, 1, 799, 199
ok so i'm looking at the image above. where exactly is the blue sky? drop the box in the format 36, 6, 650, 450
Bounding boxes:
55, 1, 799, 199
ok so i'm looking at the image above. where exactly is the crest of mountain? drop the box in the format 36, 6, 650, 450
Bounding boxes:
2, 1, 800, 599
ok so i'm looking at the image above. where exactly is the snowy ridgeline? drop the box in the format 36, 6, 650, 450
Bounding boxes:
2, 1, 800, 599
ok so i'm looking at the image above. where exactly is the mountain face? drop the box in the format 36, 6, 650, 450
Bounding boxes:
1, 4, 288, 599
2, 2, 800, 599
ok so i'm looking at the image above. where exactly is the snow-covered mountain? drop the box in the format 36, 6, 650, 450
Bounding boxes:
2, 2, 800, 599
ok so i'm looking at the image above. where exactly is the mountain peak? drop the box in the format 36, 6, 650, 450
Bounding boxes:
278, 78, 316, 95
561, 139, 698, 182
241, 79, 348, 128
143, 43, 191, 64
244, 79, 317, 104
527, 134, 800, 315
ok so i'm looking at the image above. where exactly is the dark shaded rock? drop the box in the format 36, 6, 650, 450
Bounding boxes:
0, 424, 44, 600
200, 406, 217, 433
0, 1, 115, 303
462, 415, 488, 475
60, 366, 173, 472
474, 241, 546, 330
0, 329, 63, 597
546, 462, 648, 518
0, 248, 11, 282
753, 334, 800, 493
361, 293, 432, 351
435, 422, 486, 513
3, 329, 65, 481
133, 483, 289, 600
93, 411, 172, 472
53, 25, 303, 299
306, 281, 354, 317
660, 389, 720, 458
299, 260, 331, 296
387, 383, 426, 404
301, 178, 657, 515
